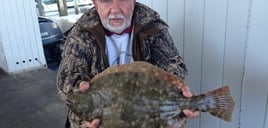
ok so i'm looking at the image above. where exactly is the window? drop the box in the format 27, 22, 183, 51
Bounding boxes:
35, 0, 93, 17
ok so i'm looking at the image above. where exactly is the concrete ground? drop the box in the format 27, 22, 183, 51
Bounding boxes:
0, 68, 68, 128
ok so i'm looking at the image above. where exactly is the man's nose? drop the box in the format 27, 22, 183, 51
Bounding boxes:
109, 0, 122, 14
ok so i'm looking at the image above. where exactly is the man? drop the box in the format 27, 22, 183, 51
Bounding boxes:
56, 0, 199, 128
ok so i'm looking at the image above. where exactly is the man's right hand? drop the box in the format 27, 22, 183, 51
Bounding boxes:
79, 81, 90, 92
83, 119, 100, 128
79, 81, 100, 128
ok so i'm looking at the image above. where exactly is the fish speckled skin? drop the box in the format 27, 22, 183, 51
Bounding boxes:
67, 61, 235, 128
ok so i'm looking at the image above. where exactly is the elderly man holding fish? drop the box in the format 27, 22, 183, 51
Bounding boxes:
56, 0, 199, 128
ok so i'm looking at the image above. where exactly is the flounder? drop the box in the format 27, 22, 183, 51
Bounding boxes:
67, 61, 235, 128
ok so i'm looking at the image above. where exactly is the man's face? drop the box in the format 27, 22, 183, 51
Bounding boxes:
93, 0, 136, 34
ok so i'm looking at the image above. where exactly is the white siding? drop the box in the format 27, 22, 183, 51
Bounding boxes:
200, 0, 227, 127
0, 5, 8, 71
0, 0, 46, 73
221, 0, 250, 128
137, 0, 267, 128
183, 0, 204, 127
240, 0, 268, 127
167, 0, 185, 54
136, 0, 184, 54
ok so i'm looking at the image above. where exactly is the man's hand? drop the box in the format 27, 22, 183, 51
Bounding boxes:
79, 81, 100, 128
181, 86, 200, 118
79, 81, 90, 92
83, 119, 100, 128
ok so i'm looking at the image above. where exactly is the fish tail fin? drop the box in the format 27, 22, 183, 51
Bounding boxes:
204, 86, 235, 121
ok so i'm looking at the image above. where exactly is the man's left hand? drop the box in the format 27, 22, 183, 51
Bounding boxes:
181, 85, 200, 118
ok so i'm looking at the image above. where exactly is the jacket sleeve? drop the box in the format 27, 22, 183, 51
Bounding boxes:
56, 34, 94, 102
147, 28, 188, 80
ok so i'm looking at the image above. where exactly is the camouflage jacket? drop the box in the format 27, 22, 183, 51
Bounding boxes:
56, 2, 188, 128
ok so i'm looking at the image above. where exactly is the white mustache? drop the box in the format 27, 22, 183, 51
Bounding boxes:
107, 14, 125, 20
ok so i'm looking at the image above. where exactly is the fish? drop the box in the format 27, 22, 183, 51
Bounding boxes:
67, 61, 235, 128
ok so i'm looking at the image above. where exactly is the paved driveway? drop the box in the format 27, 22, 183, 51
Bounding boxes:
0, 68, 68, 128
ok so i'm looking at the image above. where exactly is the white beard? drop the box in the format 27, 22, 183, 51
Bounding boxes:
104, 14, 132, 34
98, 8, 134, 34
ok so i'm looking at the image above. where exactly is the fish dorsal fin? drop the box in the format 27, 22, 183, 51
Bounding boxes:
91, 61, 186, 89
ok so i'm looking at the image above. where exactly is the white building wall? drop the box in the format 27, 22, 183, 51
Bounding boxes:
138, 0, 268, 128
0, 0, 46, 73
0, 29, 7, 70
240, 0, 268, 127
